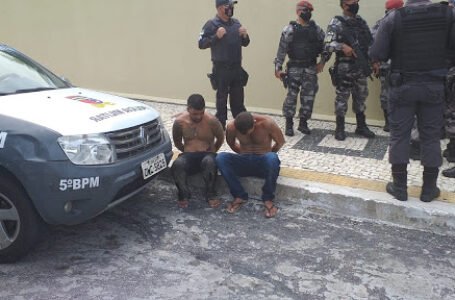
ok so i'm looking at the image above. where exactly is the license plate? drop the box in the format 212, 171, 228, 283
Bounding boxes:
141, 153, 167, 179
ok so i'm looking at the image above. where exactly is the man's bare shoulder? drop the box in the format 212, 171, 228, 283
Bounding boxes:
205, 112, 220, 123
206, 114, 223, 133
174, 111, 190, 123
252, 113, 268, 121
226, 120, 236, 131
253, 114, 277, 128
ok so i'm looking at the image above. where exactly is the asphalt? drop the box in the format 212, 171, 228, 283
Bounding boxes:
3, 178, 455, 299
137, 97, 455, 236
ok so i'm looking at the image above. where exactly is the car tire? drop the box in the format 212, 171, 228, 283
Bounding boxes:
0, 176, 44, 263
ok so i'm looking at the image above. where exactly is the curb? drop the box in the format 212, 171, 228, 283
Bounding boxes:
156, 168, 455, 237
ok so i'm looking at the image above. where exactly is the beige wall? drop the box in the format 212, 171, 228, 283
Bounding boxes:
0, 0, 395, 123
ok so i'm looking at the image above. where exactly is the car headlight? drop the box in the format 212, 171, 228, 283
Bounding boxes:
58, 134, 116, 165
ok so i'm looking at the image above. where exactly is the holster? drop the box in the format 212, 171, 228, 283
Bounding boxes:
378, 64, 390, 78
240, 67, 249, 87
280, 72, 289, 89
329, 66, 338, 87
207, 73, 218, 90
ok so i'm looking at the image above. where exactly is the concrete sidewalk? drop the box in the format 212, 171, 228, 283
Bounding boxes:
144, 99, 455, 235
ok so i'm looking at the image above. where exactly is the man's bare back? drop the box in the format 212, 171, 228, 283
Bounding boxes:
226, 114, 285, 154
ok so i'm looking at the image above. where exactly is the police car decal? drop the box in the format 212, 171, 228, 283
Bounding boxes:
66, 95, 115, 108
90, 105, 149, 122
59, 177, 100, 191
0, 131, 7, 148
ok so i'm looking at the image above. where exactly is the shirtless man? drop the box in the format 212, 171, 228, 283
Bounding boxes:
171, 94, 225, 208
216, 112, 285, 218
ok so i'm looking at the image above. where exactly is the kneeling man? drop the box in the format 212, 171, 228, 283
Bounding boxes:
216, 112, 285, 218
171, 94, 225, 208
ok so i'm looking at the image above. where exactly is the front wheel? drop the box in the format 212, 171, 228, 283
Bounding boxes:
0, 176, 44, 263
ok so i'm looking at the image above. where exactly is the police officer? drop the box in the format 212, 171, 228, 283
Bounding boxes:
442, 0, 455, 178
198, 0, 250, 129
274, 1, 327, 137
371, 0, 404, 133
409, 1, 455, 165
370, 0, 455, 202
324, 0, 375, 141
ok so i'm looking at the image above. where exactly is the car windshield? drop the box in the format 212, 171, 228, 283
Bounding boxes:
0, 46, 70, 96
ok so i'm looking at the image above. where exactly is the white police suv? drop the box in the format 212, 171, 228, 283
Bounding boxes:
0, 45, 173, 262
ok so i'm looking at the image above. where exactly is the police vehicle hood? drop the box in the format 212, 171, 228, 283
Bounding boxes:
0, 87, 160, 135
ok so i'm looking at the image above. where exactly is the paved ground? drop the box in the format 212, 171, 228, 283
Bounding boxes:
147, 100, 455, 200
1, 179, 455, 300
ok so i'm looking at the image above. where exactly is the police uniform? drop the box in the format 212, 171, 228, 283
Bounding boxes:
371, 12, 394, 132
198, 0, 250, 128
442, 35, 455, 176
324, 12, 375, 141
274, 20, 326, 136
370, 0, 455, 202
442, 0, 455, 178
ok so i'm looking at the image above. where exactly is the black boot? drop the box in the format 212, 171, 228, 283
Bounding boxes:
335, 116, 346, 141
355, 113, 376, 138
297, 118, 311, 134
420, 167, 440, 202
383, 109, 390, 132
285, 117, 294, 137
444, 138, 455, 162
442, 167, 455, 178
386, 167, 408, 201
409, 140, 421, 161
442, 166, 455, 178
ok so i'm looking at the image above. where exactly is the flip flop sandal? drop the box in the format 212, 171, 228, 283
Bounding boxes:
226, 199, 246, 214
208, 199, 221, 208
264, 204, 278, 218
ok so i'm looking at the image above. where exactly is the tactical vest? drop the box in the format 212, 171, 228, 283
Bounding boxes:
391, 4, 451, 72
335, 16, 372, 60
209, 17, 243, 64
288, 21, 321, 62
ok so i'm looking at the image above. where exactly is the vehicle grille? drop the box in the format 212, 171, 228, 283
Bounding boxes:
105, 120, 162, 160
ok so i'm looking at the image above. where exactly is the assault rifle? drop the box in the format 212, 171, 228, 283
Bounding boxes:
335, 17, 373, 80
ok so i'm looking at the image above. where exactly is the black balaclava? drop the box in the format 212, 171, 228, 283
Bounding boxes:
225, 4, 234, 17
346, 2, 359, 15
300, 11, 312, 22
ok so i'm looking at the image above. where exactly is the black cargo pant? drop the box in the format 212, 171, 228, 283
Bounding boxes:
388, 77, 444, 167
213, 63, 247, 128
171, 152, 217, 202
444, 66, 455, 139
